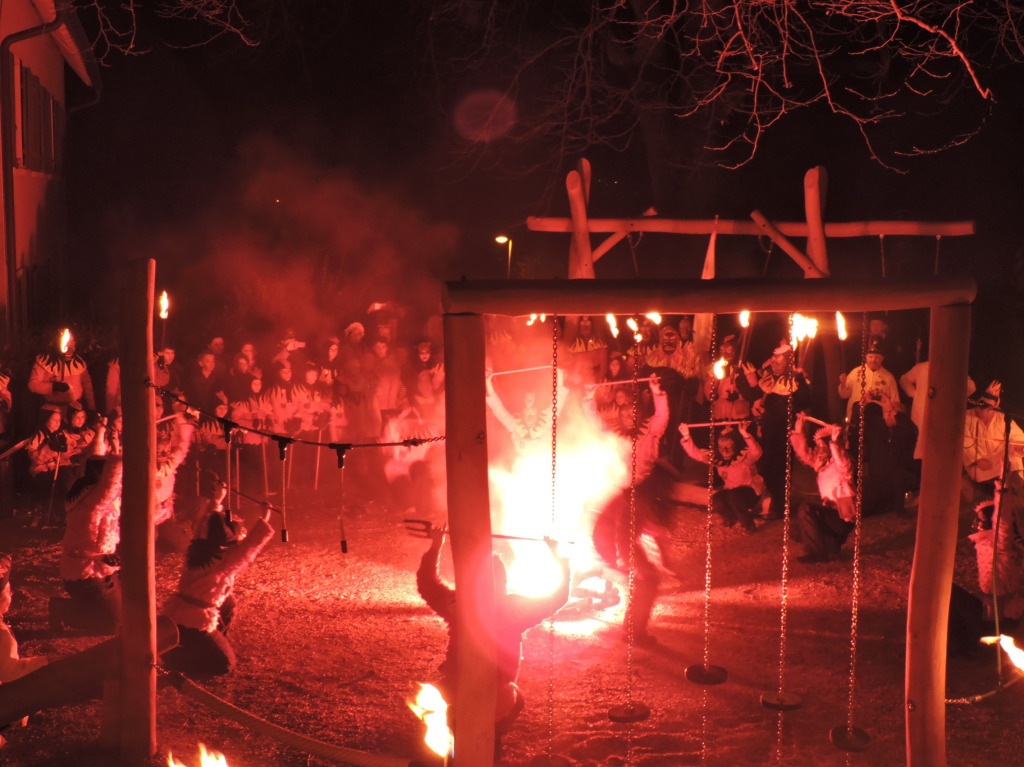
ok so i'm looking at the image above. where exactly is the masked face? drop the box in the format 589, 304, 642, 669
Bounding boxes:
770, 354, 790, 376
660, 328, 680, 355
721, 342, 736, 362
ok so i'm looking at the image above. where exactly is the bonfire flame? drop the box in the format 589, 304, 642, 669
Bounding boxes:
408, 683, 453, 758
740, 310, 750, 328
606, 313, 619, 338
167, 743, 230, 767
790, 313, 818, 351
713, 357, 728, 380
835, 311, 847, 341
58, 328, 71, 355
981, 635, 1024, 671
159, 291, 170, 319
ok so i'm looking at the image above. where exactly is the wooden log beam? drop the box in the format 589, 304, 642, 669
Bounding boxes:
566, 170, 595, 279
118, 257, 158, 761
803, 167, 830, 277
0, 617, 177, 726
443, 277, 976, 317
527, 216, 975, 238
905, 303, 971, 767
592, 207, 657, 263
443, 313, 496, 767
750, 209, 826, 278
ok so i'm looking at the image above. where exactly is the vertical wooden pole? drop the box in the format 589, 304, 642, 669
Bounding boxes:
905, 303, 971, 767
567, 171, 595, 279
119, 257, 158, 762
443, 312, 496, 767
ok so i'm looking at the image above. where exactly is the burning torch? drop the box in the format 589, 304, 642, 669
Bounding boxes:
158, 291, 170, 349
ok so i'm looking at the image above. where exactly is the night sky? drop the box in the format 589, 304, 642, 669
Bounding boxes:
61, 5, 1024, 404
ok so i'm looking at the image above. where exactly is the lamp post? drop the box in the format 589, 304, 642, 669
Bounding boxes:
495, 235, 512, 279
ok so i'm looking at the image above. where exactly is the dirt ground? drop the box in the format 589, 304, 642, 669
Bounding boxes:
2, 464, 1023, 767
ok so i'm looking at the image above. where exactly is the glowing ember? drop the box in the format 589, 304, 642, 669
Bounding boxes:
713, 357, 728, 380
981, 635, 1024, 670
58, 328, 71, 354
159, 290, 170, 319
739, 310, 750, 328
408, 683, 453, 758
167, 743, 230, 767
606, 313, 619, 338
644, 312, 662, 325
789, 313, 818, 350
835, 311, 847, 341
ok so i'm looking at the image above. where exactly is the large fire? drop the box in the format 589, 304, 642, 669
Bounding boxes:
408, 683, 453, 759
981, 634, 1024, 670
167, 743, 230, 767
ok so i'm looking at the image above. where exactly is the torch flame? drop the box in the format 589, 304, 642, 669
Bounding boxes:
713, 357, 727, 380
981, 635, 1024, 671
836, 311, 847, 341
739, 310, 750, 328
645, 312, 662, 325
58, 328, 71, 355
408, 683, 453, 758
790, 314, 818, 350
626, 318, 638, 332
606, 313, 619, 338
159, 291, 170, 320
167, 743, 230, 767
526, 313, 538, 326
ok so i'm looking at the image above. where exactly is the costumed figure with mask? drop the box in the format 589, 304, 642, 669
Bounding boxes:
28, 330, 95, 413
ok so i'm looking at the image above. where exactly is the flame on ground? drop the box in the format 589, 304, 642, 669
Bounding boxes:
167, 743, 230, 767
59, 328, 71, 354
159, 290, 170, 319
408, 683, 453, 758
981, 634, 1024, 670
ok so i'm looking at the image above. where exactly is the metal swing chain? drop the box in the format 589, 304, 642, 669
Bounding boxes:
699, 314, 718, 764
546, 315, 559, 758
934, 235, 942, 276
773, 318, 797, 761
879, 235, 886, 279
626, 332, 640, 702
846, 313, 870, 734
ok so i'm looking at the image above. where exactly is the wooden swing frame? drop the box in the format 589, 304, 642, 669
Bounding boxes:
442, 276, 974, 767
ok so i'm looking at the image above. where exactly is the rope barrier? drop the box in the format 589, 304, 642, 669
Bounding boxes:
164, 671, 423, 767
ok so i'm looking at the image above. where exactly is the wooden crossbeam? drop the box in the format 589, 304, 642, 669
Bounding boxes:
527, 217, 974, 238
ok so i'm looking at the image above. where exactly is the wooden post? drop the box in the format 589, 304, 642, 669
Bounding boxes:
905, 303, 971, 767
443, 313, 496, 767
118, 257, 158, 762
566, 171, 595, 279
750, 210, 826, 278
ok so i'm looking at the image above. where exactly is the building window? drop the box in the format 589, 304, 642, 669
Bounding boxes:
19, 65, 60, 175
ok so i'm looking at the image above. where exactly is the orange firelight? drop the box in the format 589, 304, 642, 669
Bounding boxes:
606, 313, 619, 338
167, 743, 230, 767
408, 683, 453, 759
790, 313, 818, 350
713, 357, 728, 380
58, 328, 71, 355
981, 635, 1024, 671
835, 311, 847, 341
159, 291, 170, 320
739, 310, 750, 328
644, 312, 662, 325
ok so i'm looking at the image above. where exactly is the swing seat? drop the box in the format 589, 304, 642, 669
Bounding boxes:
608, 701, 651, 723
829, 725, 871, 752
685, 663, 728, 685
760, 691, 803, 711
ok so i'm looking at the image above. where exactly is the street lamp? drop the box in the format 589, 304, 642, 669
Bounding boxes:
495, 235, 512, 279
